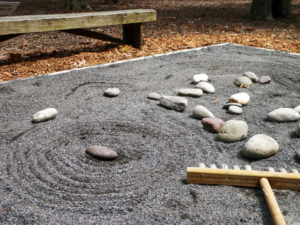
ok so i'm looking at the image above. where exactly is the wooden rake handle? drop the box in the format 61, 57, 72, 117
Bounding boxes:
260, 178, 286, 225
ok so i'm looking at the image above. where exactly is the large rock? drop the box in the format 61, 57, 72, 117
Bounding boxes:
159, 96, 188, 112
267, 108, 300, 122
32, 108, 58, 123
242, 134, 279, 159
192, 105, 214, 119
219, 120, 248, 143
228, 92, 250, 106
202, 118, 224, 133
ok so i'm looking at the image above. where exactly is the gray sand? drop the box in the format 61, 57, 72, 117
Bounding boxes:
0, 44, 299, 224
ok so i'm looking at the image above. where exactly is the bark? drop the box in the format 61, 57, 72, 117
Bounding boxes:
272, 0, 291, 17
65, 0, 92, 10
250, 0, 291, 20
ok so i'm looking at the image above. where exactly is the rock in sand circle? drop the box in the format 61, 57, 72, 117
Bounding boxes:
148, 92, 161, 100
295, 123, 300, 137
259, 76, 271, 84
192, 105, 214, 119
196, 82, 215, 93
192, 73, 208, 83
178, 88, 203, 97
160, 96, 188, 112
86, 146, 118, 160
32, 108, 58, 123
228, 105, 243, 115
267, 108, 300, 122
219, 120, 248, 143
243, 71, 259, 83
104, 87, 120, 97
234, 76, 253, 88
228, 92, 250, 106
201, 118, 224, 133
242, 134, 279, 159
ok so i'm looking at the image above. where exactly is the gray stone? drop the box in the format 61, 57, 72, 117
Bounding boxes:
192, 105, 214, 119
243, 71, 259, 83
86, 145, 118, 160
259, 76, 271, 84
296, 123, 300, 137
104, 87, 120, 97
148, 92, 161, 100
228, 105, 243, 115
223, 102, 243, 109
178, 88, 203, 97
195, 82, 215, 93
32, 108, 58, 123
219, 120, 248, 143
192, 73, 208, 83
242, 134, 279, 159
267, 108, 300, 122
202, 117, 224, 133
228, 92, 250, 106
159, 96, 188, 112
234, 76, 252, 88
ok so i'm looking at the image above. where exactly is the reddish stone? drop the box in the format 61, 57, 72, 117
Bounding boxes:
201, 118, 224, 133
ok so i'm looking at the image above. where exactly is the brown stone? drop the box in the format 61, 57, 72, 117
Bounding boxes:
86, 145, 118, 160
201, 118, 224, 133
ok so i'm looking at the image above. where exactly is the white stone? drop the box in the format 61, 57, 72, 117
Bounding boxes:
234, 76, 252, 87
32, 108, 57, 123
294, 106, 300, 114
159, 96, 188, 112
219, 120, 248, 143
148, 92, 161, 100
242, 134, 279, 159
104, 87, 120, 97
243, 71, 259, 83
178, 88, 203, 97
267, 108, 300, 122
228, 92, 250, 106
228, 105, 243, 115
192, 105, 214, 119
295, 123, 300, 137
195, 82, 215, 93
192, 73, 208, 83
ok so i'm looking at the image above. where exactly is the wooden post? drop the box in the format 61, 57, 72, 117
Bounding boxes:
123, 23, 142, 48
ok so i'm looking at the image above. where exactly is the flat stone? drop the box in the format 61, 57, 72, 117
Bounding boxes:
267, 108, 300, 122
242, 134, 279, 159
104, 87, 120, 97
86, 145, 118, 160
178, 88, 203, 97
195, 82, 215, 93
243, 71, 259, 83
202, 118, 224, 133
223, 102, 243, 109
259, 76, 271, 84
295, 123, 300, 137
294, 105, 300, 114
159, 96, 188, 112
192, 73, 208, 83
219, 120, 248, 143
32, 108, 58, 123
228, 105, 243, 115
192, 105, 214, 119
228, 92, 250, 106
234, 76, 252, 88
148, 92, 161, 100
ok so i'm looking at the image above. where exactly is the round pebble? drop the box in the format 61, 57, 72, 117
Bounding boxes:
192, 73, 208, 83
295, 123, 300, 137
234, 76, 253, 88
242, 134, 279, 159
267, 108, 300, 122
228, 105, 243, 115
178, 88, 203, 97
223, 102, 243, 109
159, 96, 188, 112
32, 108, 58, 123
201, 118, 224, 133
86, 145, 118, 160
243, 71, 259, 83
259, 76, 271, 84
219, 120, 248, 143
148, 92, 161, 100
294, 105, 300, 114
192, 105, 214, 119
195, 82, 215, 93
104, 87, 120, 97
229, 92, 250, 106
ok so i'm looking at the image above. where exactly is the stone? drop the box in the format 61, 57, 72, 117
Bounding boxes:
32, 108, 58, 123
178, 88, 203, 97
234, 76, 253, 88
104, 87, 120, 97
228, 105, 243, 115
159, 96, 188, 112
219, 120, 248, 143
243, 71, 259, 83
242, 134, 279, 159
195, 82, 215, 93
192, 105, 214, 119
192, 73, 208, 83
259, 76, 271, 84
294, 106, 300, 114
267, 108, 300, 122
202, 118, 224, 133
148, 92, 161, 100
86, 145, 118, 160
223, 102, 243, 109
228, 92, 250, 106
295, 123, 300, 137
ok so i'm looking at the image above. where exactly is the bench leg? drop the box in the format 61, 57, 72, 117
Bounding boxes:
123, 23, 143, 48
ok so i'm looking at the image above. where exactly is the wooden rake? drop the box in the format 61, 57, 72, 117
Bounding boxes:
187, 163, 300, 225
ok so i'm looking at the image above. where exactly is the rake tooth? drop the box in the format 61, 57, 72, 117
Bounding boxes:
268, 167, 275, 172
280, 168, 287, 173
221, 164, 228, 169
245, 165, 252, 171
291, 169, 299, 173
210, 164, 217, 169
199, 163, 206, 168
233, 165, 240, 170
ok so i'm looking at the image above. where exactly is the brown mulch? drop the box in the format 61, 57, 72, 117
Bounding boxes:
0, 0, 300, 82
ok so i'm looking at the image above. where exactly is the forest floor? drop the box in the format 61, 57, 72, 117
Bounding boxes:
0, 0, 300, 82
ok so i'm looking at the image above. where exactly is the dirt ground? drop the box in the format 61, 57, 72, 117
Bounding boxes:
0, 0, 300, 82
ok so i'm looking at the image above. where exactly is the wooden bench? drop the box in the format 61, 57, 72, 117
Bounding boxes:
0, 9, 156, 48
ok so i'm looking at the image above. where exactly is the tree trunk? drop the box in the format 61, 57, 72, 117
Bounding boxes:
65, 0, 92, 10
272, 0, 291, 17
250, 0, 291, 20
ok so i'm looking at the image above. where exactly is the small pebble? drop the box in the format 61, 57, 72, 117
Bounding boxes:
243, 71, 259, 83
192, 105, 214, 119
219, 120, 248, 143
295, 123, 300, 137
195, 82, 215, 93
148, 92, 161, 100
104, 88, 120, 97
229, 92, 250, 106
178, 88, 203, 97
223, 102, 242, 109
267, 108, 300, 122
201, 118, 224, 133
294, 105, 300, 114
32, 108, 58, 123
259, 76, 271, 84
86, 145, 118, 160
242, 134, 279, 159
159, 96, 188, 112
192, 73, 208, 83
228, 105, 243, 115
234, 76, 252, 88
